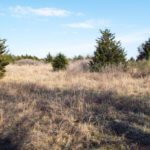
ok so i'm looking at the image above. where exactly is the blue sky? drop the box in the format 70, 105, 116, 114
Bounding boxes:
0, 0, 150, 59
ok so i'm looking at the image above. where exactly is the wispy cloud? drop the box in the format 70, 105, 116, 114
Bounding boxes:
118, 30, 150, 44
9, 6, 71, 17
66, 22, 94, 29
65, 19, 110, 29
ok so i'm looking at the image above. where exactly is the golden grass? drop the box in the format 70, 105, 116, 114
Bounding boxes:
0, 61, 150, 150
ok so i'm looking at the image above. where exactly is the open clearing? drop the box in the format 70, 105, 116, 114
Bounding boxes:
0, 61, 150, 150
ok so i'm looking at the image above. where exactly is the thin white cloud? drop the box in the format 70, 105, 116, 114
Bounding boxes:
65, 19, 110, 29
9, 6, 71, 17
118, 30, 150, 44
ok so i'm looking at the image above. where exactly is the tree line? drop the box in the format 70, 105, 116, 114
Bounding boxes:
0, 29, 150, 76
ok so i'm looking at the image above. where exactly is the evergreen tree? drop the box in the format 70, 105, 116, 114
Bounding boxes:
45, 52, 53, 63
52, 53, 68, 71
90, 29, 126, 71
0, 39, 9, 77
137, 38, 150, 60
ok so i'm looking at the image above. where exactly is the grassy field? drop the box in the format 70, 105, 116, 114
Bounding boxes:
0, 60, 150, 150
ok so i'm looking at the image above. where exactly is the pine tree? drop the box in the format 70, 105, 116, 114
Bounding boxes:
137, 38, 150, 60
90, 29, 126, 71
0, 39, 9, 77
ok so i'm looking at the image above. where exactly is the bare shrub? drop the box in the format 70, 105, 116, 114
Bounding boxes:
100, 63, 127, 73
128, 59, 150, 77
67, 59, 90, 74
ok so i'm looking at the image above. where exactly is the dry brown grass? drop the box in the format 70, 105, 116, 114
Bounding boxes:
67, 59, 90, 74
14, 59, 45, 66
0, 60, 150, 150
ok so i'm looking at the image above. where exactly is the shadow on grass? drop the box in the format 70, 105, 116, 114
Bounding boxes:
0, 82, 150, 149
110, 120, 150, 145
0, 112, 43, 150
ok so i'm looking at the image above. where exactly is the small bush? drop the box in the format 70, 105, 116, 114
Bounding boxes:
52, 53, 68, 71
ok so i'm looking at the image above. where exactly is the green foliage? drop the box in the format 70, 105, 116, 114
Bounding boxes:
90, 29, 127, 72
129, 57, 135, 62
52, 53, 68, 71
3, 54, 16, 63
137, 38, 150, 60
73, 55, 84, 60
5, 54, 41, 63
0, 39, 9, 77
15, 54, 40, 61
45, 52, 53, 63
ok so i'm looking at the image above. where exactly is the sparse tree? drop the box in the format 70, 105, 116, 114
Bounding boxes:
90, 29, 126, 71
